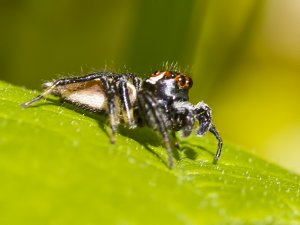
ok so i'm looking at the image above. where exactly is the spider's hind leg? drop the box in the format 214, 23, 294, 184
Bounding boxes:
118, 77, 136, 128
20, 73, 109, 108
20, 80, 64, 108
20, 94, 44, 108
99, 77, 119, 144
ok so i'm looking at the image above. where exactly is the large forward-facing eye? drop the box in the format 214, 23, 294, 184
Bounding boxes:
175, 75, 193, 89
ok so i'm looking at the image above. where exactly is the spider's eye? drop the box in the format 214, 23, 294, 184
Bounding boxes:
164, 71, 176, 79
151, 71, 161, 77
176, 75, 193, 89
176, 75, 186, 87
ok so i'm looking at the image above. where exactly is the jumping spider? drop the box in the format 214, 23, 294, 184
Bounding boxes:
21, 70, 223, 168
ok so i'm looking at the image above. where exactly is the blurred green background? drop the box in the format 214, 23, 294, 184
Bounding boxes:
1, 0, 299, 173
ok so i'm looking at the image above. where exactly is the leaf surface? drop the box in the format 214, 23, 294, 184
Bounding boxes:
0, 81, 299, 225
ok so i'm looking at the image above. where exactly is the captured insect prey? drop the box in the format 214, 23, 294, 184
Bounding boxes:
21, 70, 223, 168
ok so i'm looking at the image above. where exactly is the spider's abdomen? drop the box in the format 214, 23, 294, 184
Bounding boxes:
47, 78, 138, 112
51, 80, 107, 111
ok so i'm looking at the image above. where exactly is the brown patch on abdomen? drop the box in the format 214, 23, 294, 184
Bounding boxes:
51, 80, 104, 97
52, 80, 107, 111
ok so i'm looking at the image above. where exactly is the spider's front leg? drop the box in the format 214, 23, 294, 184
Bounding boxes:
194, 102, 223, 162
137, 91, 174, 168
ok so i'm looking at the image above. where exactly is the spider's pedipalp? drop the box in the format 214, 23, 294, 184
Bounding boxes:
194, 101, 212, 136
170, 101, 195, 137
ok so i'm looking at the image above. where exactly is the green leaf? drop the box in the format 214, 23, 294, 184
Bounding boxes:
0, 80, 299, 225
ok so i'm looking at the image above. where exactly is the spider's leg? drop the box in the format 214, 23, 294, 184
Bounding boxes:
138, 92, 174, 168
132, 76, 142, 91
20, 80, 63, 108
20, 95, 44, 108
118, 78, 135, 128
194, 101, 223, 162
171, 131, 180, 149
99, 77, 118, 144
21, 72, 112, 108
209, 124, 223, 163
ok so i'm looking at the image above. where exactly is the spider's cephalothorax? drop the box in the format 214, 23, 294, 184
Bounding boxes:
21, 70, 223, 168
